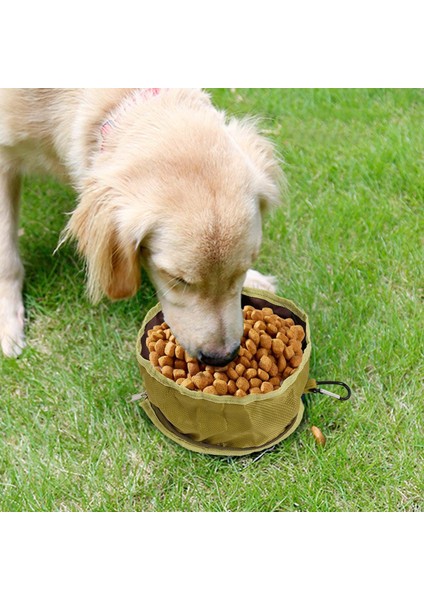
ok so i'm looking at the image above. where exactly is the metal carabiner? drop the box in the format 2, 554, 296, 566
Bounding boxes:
310, 380, 352, 401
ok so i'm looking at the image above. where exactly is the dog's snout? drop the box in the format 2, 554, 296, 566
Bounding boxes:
198, 344, 240, 367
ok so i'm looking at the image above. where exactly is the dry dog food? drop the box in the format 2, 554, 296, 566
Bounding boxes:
145, 305, 305, 396
311, 425, 326, 446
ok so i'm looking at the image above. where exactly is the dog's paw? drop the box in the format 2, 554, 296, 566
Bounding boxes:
0, 298, 26, 358
243, 269, 277, 293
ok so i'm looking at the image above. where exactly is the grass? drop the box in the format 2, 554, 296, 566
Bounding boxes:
0, 89, 423, 511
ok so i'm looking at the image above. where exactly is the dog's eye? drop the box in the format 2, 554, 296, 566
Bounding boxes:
175, 276, 189, 286
163, 270, 190, 286
159, 267, 192, 287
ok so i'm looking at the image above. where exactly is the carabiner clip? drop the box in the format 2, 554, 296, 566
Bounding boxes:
310, 380, 352, 401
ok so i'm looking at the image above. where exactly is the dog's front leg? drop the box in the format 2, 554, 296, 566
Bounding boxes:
0, 168, 25, 357
243, 269, 277, 293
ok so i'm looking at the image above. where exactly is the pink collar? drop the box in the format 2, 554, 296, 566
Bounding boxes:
100, 88, 163, 151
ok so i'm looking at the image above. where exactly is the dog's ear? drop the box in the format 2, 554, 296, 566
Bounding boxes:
61, 181, 146, 302
227, 117, 286, 213
104, 227, 141, 300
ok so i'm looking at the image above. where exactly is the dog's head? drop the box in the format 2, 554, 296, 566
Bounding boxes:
65, 102, 283, 366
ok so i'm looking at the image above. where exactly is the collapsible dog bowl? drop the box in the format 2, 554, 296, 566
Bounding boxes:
136, 287, 330, 456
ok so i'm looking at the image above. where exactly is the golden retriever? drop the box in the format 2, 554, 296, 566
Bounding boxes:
0, 88, 282, 364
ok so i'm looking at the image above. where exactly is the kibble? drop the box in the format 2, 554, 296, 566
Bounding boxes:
213, 379, 228, 395
311, 425, 326, 447
145, 304, 305, 396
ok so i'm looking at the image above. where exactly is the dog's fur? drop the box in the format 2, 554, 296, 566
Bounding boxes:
0, 88, 282, 364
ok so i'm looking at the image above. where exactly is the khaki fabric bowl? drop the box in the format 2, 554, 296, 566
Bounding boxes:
136, 288, 313, 456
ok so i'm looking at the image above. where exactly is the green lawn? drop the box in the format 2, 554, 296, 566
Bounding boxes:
0, 88, 422, 511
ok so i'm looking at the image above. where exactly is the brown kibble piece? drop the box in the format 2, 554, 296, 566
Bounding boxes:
266, 323, 278, 335
150, 331, 164, 341
248, 328, 260, 345
289, 339, 302, 353
175, 345, 185, 359
174, 359, 187, 370
258, 368, 270, 381
249, 387, 261, 394
235, 363, 246, 376
161, 366, 174, 379
158, 355, 173, 368
251, 310, 264, 322
235, 389, 247, 397
286, 328, 295, 340
165, 342, 176, 357
282, 366, 294, 379
192, 372, 213, 390
239, 355, 251, 368
236, 377, 250, 392
213, 379, 228, 395
259, 333, 272, 350
185, 351, 197, 363
227, 380, 237, 395
203, 385, 218, 395
290, 354, 302, 368
181, 378, 195, 390
187, 362, 200, 376
274, 317, 284, 330
311, 425, 326, 447
259, 354, 272, 373
245, 368, 257, 380
276, 332, 288, 344
278, 355, 287, 372
260, 381, 274, 394
256, 347, 269, 360
155, 339, 167, 355
271, 338, 285, 356
269, 362, 279, 377
173, 368, 186, 380
214, 372, 228, 382
292, 325, 305, 341
245, 339, 257, 355
283, 345, 295, 360
149, 351, 159, 366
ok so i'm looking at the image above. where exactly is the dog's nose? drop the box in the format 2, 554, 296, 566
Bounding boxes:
198, 344, 240, 367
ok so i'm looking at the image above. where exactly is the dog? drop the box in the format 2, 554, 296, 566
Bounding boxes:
0, 88, 283, 364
